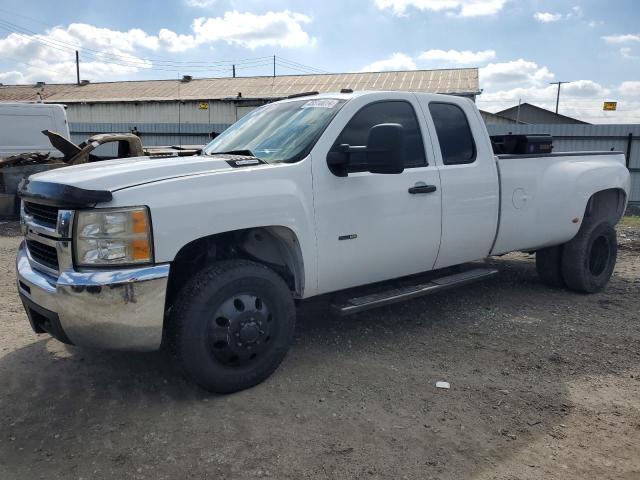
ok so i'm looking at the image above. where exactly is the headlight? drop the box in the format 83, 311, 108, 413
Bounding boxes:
74, 207, 153, 266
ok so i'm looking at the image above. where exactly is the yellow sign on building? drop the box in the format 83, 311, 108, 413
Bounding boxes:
603, 101, 617, 111
199, 102, 209, 110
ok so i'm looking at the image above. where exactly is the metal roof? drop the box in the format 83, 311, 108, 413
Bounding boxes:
497, 102, 589, 125
0, 68, 479, 104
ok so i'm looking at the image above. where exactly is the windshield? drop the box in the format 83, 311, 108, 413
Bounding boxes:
203, 98, 346, 163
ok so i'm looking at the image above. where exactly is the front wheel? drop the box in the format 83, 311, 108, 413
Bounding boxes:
561, 221, 618, 293
170, 260, 296, 393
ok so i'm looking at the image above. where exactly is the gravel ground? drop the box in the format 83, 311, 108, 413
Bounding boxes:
0, 218, 639, 480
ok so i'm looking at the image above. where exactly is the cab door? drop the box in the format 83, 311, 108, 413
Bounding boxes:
416, 97, 500, 269
311, 93, 442, 295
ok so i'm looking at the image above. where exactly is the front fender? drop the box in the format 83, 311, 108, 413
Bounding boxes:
107, 160, 319, 296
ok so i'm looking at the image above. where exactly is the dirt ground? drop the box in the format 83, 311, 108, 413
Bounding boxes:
0, 218, 639, 480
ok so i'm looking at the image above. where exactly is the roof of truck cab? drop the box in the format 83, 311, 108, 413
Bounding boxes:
0, 68, 480, 104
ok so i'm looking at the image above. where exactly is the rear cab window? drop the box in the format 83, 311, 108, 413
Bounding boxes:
429, 102, 476, 165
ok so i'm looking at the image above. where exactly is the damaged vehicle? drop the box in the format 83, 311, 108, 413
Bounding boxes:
2, 127, 201, 218
16, 91, 630, 393
42, 130, 202, 165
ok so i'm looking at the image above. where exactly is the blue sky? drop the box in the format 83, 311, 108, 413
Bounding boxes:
0, 0, 639, 122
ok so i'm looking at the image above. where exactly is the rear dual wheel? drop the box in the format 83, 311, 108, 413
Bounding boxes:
536, 220, 617, 293
561, 221, 617, 293
535, 245, 565, 288
170, 260, 296, 393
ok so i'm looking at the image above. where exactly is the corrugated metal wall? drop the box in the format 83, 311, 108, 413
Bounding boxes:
487, 124, 640, 204
69, 122, 229, 147
65, 100, 263, 146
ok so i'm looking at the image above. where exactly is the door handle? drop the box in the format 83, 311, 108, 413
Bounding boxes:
408, 184, 437, 194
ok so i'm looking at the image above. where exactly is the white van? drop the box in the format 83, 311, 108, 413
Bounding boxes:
0, 103, 69, 157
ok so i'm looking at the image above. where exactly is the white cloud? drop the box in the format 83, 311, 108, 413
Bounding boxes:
457, 0, 507, 16
0, 70, 26, 84
192, 10, 315, 49
620, 81, 640, 96
480, 59, 553, 88
418, 49, 495, 64
361, 53, 417, 72
477, 78, 638, 124
602, 33, 640, 44
562, 80, 610, 98
533, 12, 562, 23
65, 23, 160, 51
620, 47, 639, 59
567, 5, 583, 18
481, 80, 609, 104
0, 25, 155, 83
185, 0, 217, 6
0, 11, 314, 83
601, 33, 640, 59
158, 29, 197, 52
361, 49, 493, 72
374, 0, 508, 17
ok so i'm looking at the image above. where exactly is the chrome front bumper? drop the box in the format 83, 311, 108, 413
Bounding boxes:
16, 240, 169, 351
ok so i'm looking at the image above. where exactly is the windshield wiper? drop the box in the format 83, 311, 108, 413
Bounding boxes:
209, 149, 257, 157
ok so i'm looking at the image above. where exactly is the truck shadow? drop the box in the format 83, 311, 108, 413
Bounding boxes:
0, 254, 637, 479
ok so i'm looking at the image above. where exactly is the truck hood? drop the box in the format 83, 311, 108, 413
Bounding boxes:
28, 154, 267, 192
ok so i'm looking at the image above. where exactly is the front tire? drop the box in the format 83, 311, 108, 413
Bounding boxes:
171, 260, 296, 393
561, 221, 617, 293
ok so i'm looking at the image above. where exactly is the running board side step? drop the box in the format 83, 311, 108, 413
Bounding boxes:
331, 268, 498, 316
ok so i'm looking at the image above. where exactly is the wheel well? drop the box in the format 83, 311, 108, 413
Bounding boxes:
164, 226, 304, 312
584, 188, 627, 225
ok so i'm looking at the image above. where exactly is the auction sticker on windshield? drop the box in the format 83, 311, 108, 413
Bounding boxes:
301, 99, 340, 109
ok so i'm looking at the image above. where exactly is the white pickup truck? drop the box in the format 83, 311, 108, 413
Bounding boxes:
16, 91, 630, 393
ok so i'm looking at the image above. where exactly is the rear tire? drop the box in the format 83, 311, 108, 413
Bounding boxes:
536, 245, 565, 288
170, 259, 296, 393
561, 221, 617, 293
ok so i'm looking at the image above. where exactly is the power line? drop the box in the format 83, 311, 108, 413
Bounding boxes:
0, 9, 276, 67
0, 18, 273, 69
0, 16, 328, 80
0, 19, 328, 78
276, 56, 328, 74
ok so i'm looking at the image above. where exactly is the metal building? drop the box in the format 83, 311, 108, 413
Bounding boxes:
479, 110, 522, 125
495, 103, 588, 125
0, 68, 480, 146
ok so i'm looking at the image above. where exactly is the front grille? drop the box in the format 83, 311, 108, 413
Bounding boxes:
26, 240, 59, 272
24, 202, 59, 229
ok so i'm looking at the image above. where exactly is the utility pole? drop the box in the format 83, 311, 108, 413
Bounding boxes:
549, 81, 570, 113
516, 98, 521, 123
273, 55, 276, 77
232, 64, 236, 78
75, 50, 80, 85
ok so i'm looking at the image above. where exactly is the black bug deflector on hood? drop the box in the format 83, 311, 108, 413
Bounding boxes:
18, 178, 113, 207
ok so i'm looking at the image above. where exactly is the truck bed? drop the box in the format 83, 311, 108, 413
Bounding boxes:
491, 151, 627, 255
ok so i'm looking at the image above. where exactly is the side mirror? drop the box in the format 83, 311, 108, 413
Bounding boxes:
366, 123, 405, 174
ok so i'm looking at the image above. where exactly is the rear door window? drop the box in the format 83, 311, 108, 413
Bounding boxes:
429, 103, 476, 165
